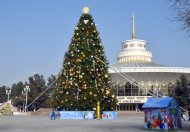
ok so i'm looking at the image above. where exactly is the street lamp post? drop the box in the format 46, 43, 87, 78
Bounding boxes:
23, 86, 30, 115
6, 89, 11, 101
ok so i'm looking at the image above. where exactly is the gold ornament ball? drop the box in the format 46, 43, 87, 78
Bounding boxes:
83, 7, 89, 14
105, 74, 108, 78
106, 90, 110, 94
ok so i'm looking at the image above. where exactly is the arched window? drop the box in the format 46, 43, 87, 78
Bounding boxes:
124, 44, 128, 48
118, 83, 124, 96
168, 82, 174, 95
125, 82, 131, 96
111, 82, 117, 95
153, 82, 162, 97
137, 43, 142, 47
132, 82, 139, 96
147, 82, 153, 96
130, 43, 135, 47
161, 82, 168, 96
140, 82, 146, 96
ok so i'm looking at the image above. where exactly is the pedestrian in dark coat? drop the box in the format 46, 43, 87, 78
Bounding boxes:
51, 109, 56, 120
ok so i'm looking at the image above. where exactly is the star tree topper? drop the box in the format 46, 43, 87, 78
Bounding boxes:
83, 7, 89, 14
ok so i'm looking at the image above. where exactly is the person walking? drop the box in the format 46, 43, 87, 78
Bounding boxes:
50, 109, 56, 120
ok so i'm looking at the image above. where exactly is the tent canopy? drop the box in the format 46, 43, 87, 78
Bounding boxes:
142, 97, 176, 108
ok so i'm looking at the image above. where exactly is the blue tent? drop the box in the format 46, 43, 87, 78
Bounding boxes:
142, 97, 176, 108
142, 97, 181, 130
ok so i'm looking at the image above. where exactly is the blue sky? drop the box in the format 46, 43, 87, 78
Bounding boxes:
0, 0, 190, 86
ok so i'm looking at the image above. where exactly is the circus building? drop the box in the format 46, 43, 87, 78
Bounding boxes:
109, 15, 190, 111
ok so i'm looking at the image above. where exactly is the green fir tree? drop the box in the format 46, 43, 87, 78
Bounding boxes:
51, 7, 117, 111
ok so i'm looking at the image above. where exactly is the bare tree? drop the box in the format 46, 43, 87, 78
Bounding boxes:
170, 0, 190, 35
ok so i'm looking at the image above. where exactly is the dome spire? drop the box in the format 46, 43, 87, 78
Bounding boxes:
132, 13, 136, 40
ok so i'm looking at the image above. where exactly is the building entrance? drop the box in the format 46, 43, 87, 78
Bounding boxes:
118, 103, 137, 111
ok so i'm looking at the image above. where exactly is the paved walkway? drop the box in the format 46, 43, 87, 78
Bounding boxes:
0, 115, 189, 132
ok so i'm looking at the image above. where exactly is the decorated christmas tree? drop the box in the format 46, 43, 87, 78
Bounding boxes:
51, 7, 117, 111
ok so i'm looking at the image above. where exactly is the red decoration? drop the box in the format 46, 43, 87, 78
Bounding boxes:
152, 122, 157, 128
145, 117, 147, 122
156, 120, 161, 126
82, 84, 87, 89
168, 123, 172, 128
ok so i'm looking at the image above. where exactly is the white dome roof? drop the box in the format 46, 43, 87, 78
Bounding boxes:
117, 15, 152, 63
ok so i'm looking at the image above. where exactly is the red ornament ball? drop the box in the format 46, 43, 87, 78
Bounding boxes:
152, 122, 157, 129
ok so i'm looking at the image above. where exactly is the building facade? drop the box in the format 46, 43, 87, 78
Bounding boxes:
109, 15, 190, 111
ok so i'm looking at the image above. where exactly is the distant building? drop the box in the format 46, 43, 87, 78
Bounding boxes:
109, 15, 190, 111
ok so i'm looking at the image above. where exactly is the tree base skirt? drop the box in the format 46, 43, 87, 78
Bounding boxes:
49, 111, 117, 119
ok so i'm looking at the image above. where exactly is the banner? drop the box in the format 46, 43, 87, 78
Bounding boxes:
82, 111, 95, 119
58, 111, 84, 119
50, 111, 117, 119
101, 111, 118, 119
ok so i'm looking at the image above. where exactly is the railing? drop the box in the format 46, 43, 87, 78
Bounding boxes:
109, 67, 190, 73
180, 107, 190, 118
